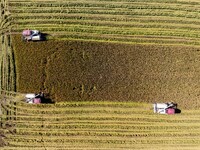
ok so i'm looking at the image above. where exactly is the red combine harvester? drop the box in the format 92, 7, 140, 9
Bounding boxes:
25, 93, 44, 104
153, 102, 179, 115
22, 30, 42, 41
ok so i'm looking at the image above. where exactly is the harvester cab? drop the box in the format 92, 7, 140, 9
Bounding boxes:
153, 102, 178, 115
22, 30, 41, 41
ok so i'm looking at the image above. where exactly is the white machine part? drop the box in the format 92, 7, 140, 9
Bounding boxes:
25, 93, 36, 103
22, 30, 41, 41
25, 94, 36, 99
31, 30, 40, 35
153, 102, 177, 114
156, 108, 167, 114
153, 103, 168, 113
31, 35, 41, 41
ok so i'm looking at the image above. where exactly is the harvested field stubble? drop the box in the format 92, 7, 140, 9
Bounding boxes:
12, 35, 200, 109
4, 101, 200, 150
8, 0, 200, 46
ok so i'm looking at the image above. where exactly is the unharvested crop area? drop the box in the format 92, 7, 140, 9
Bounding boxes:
8, 0, 200, 108
12, 35, 200, 109
7, 0, 200, 108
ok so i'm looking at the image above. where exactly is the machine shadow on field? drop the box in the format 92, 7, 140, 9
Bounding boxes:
39, 33, 49, 41
175, 109, 181, 114
41, 98, 54, 104
41, 93, 54, 104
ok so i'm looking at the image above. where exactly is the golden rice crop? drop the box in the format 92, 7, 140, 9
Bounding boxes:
12, 35, 200, 109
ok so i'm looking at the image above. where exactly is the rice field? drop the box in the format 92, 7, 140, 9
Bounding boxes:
8, 0, 200, 46
1, 100, 200, 150
7, 0, 200, 105
2, 0, 200, 149
11, 35, 200, 109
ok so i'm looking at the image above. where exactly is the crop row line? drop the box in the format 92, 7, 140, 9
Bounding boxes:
16, 31, 200, 46
9, 31, 200, 46
14, 117, 200, 124
15, 110, 150, 116
12, 120, 158, 125
14, 21, 200, 33
12, 26, 200, 40
9, 4, 200, 13
13, 111, 200, 121
9, 0, 200, 5
14, 124, 200, 130
8, 0, 200, 9
13, 14, 200, 25
17, 101, 148, 107
14, 103, 149, 110
7, 136, 200, 145
11, 13, 200, 24
13, 19, 200, 31
11, 129, 200, 138
11, 9, 200, 20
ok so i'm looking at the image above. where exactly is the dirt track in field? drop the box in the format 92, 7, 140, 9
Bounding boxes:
12, 35, 200, 109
